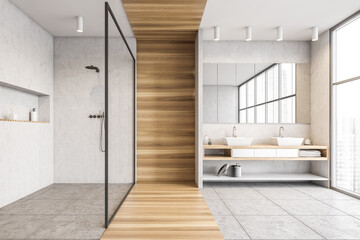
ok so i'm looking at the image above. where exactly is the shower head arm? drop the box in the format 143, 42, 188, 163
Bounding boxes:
85, 65, 100, 73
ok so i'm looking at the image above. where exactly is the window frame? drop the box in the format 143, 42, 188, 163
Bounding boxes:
330, 11, 360, 197
238, 63, 296, 124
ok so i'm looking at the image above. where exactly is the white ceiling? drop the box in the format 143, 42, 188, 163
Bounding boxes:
200, 0, 360, 41
10, 0, 134, 37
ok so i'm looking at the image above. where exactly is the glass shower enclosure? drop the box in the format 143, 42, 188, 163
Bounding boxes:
104, 2, 136, 227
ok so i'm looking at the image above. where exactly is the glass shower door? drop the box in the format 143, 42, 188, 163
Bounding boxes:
105, 2, 136, 227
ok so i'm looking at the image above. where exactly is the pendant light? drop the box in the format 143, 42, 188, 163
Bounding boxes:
276, 26, 283, 41
245, 26, 252, 41
214, 26, 220, 41
312, 26, 318, 41
77, 16, 83, 33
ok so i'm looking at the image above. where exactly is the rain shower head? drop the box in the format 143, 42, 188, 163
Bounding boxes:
85, 65, 100, 73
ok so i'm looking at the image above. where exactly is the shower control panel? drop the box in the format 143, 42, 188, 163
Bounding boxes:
89, 114, 104, 119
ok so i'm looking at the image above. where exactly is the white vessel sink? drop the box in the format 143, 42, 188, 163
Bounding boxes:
270, 137, 304, 146
224, 137, 253, 146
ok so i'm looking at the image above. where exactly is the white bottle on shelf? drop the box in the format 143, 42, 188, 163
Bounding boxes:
30, 108, 38, 122
204, 135, 209, 145
9, 109, 17, 120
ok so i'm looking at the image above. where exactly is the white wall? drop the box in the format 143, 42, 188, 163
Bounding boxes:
310, 31, 330, 146
0, 0, 53, 207
204, 41, 310, 63
310, 31, 331, 181
54, 37, 136, 183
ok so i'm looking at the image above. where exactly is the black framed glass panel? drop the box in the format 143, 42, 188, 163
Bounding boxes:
105, 2, 136, 227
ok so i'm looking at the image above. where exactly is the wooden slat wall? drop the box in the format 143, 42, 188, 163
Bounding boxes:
123, 0, 206, 182
137, 41, 195, 182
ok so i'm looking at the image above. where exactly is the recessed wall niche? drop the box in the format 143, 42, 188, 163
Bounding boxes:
0, 82, 50, 123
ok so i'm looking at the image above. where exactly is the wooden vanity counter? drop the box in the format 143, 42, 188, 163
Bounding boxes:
203, 144, 328, 161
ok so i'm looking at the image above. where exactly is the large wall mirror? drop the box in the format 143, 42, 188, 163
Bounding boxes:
203, 63, 310, 124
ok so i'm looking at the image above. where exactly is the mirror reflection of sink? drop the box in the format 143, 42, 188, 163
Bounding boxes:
270, 137, 304, 146
224, 137, 253, 146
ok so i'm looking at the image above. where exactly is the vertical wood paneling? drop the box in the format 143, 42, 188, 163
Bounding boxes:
123, 0, 206, 182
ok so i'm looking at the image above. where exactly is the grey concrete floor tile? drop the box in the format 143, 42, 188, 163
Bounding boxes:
294, 187, 354, 200
248, 182, 288, 189
224, 199, 288, 216
84, 184, 130, 200
204, 199, 232, 216
26, 214, 105, 239
108, 200, 123, 217
50, 184, 96, 190
286, 182, 324, 189
0, 200, 73, 215
82, 186, 106, 200
200, 188, 220, 200
0, 198, 32, 215
0, 214, 54, 239
62, 200, 104, 215
214, 187, 266, 200
63, 199, 119, 216
255, 187, 313, 200
211, 183, 252, 188
321, 199, 360, 216
297, 216, 360, 239
30, 187, 92, 200
214, 215, 249, 239
236, 215, 323, 239
273, 200, 346, 216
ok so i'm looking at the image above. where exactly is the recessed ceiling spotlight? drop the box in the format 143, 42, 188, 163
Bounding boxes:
214, 26, 220, 41
312, 26, 318, 41
245, 26, 252, 41
276, 26, 283, 41
77, 16, 83, 33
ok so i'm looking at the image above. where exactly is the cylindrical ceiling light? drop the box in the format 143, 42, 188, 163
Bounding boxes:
312, 26, 318, 41
214, 26, 220, 41
276, 26, 283, 41
77, 16, 83, 33
245, 26, 252, 41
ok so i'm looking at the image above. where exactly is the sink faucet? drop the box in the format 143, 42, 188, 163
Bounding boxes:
233, 126, 237, 137
279, 126, 284, 138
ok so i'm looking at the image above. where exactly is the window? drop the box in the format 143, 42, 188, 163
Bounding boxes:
267, 65, 278, 101
247, 80, 255, 107
332, 15, 360, 196
238, 63, 296, 123
256, 73, 266, 104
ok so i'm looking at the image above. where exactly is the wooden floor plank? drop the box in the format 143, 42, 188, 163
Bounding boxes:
101, 183, 223, 240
